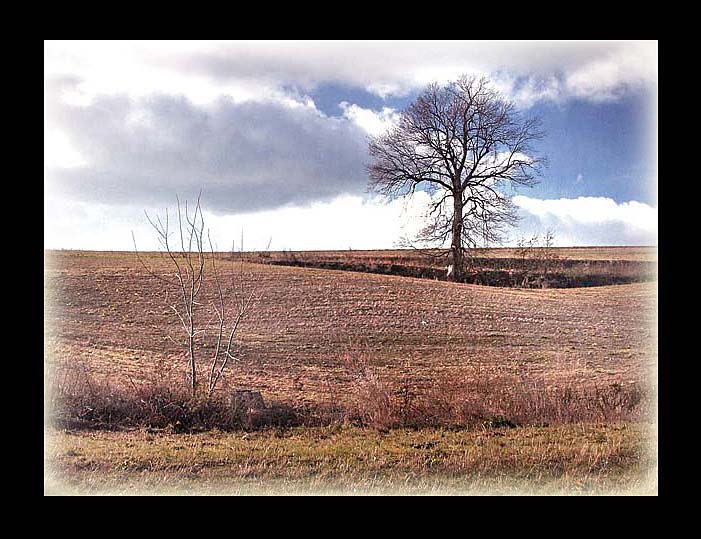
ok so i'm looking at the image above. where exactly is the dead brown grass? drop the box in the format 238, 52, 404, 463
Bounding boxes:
45, 422, 656, 495
341, 351, 648, 431
47, 345, 649, 433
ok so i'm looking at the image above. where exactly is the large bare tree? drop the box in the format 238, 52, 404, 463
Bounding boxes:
368, 75, 545, 281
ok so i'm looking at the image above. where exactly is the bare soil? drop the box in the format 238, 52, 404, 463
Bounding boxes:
44, 249, 657, 408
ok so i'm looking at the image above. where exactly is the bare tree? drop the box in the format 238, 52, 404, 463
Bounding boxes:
132, 194, 256, 400
514, 229, 561, 286
516, 233, 540, 270
540, 228, 559, 280
368, 75, 545, 282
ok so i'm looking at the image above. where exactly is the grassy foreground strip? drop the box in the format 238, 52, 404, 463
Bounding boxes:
45, 422, 656, 495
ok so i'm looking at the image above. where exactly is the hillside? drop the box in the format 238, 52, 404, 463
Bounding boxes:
45, 250, 657, 406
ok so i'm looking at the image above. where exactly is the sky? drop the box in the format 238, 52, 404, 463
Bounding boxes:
44, 40, 658, 251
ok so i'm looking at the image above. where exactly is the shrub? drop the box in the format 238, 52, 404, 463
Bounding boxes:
340, 355, 650, 430
48, 358, 649, 432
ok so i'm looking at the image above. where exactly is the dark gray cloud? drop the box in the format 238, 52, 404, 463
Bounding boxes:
46, 80, 370, 214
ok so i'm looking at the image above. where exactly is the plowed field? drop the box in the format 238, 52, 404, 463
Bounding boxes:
44, 250, 657, 408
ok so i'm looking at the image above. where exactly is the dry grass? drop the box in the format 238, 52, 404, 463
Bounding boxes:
45, 422, 656, 495
47, 361, 310, 432
340, 351, 648, 430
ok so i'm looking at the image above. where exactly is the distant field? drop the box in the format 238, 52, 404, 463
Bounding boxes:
257, 246, 657, 263
247, 246, 657, 288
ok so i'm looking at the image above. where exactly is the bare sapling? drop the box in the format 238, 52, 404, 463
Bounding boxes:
132, 194, 256, 401
514, 230, 561, 286
540, 229, 559, 280
516, 234, 540, 270
205, 230, 257, 400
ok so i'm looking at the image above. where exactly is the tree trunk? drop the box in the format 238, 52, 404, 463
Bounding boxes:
451, 192, 463, 282
189, 318, 197, 397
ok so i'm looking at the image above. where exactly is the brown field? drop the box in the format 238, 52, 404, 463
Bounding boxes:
44, 248, 656, 404
44, 248, 658, 494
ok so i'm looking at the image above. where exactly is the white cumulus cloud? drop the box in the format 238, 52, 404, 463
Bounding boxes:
339, 102, 400, 136
45, 191, 658, 251
512, 196, 657, 246
45, 191, 433, 252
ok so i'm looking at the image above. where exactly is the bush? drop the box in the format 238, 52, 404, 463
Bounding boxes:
340, 355, 649, 430
49, 363, 307, 432
48, 358, 649, 432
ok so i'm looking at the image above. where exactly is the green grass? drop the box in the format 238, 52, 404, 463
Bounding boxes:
45, 422, 656, 495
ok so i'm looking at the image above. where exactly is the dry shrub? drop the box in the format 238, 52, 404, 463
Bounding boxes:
49, 363, 196, 430
354, 372, 395, 429
423, 371, 647, 428
48, 355, 648, 432
341, 355, 649, 430
48, 363, 306, 432
342, 353, 434, 429
341, 352, 395, 429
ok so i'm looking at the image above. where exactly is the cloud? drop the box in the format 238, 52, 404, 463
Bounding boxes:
490, 73, 565, 109
44, 129, 87, 169
44, 191, 434, 252
564, 46, 657, 102
44, 41, 287, 107
45, 41, 657, 107
489, 45, 657, 108
45, 191, 656, 252
45, 83, 370, 213
43, 42, 658, 251
512, 196, 657, 246
339, 102, 400, 136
